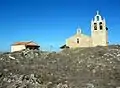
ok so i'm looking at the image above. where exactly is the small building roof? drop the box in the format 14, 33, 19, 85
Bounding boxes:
60, 44, 70, 49
12, 41, 40, 47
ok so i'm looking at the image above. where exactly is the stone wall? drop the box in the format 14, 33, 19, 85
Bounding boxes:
66, 33, 92, 48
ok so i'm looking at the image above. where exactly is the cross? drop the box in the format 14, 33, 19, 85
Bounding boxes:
97, 10, 99, 15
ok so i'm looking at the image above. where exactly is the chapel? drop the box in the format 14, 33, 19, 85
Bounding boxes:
60, 11, 108, 49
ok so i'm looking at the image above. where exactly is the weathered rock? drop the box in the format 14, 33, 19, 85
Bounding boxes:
0, 45, 120, 88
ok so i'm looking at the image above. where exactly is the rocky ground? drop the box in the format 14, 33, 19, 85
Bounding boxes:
0, 45, 120, 88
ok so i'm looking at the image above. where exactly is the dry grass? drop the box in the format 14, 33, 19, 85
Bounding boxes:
0, 45, 120, 88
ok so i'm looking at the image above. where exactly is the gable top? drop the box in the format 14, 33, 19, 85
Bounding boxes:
76, 27, 82, 34
93, 11, 104, 22
12, 41, 39, 46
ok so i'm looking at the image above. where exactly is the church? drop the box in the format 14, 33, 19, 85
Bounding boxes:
60, 11, 108, 49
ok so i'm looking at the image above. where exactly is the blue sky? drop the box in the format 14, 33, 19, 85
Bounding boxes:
0, 0, 120, 51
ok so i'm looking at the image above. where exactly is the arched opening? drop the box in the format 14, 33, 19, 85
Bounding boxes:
94, 23, 97, 30
77, 38, 79, 44
97, 16, 99, 21
99, 22, 103, 30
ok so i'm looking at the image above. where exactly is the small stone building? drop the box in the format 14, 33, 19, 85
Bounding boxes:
11, 41, 40, 52
60, 11, 108, 49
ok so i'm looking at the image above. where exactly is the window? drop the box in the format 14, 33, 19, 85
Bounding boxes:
77, 38, 79, 44
97, 16, 99, 21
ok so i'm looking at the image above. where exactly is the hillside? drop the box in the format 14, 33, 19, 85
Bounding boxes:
0, 45, 120, 88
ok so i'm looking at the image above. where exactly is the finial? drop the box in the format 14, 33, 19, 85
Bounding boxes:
96, 10, 99, 15
77, 27, 81, 34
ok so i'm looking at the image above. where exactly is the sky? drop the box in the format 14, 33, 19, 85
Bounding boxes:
0, 0, 120, 51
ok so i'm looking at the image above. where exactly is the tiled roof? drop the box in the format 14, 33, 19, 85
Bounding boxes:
12, 41, 40, 46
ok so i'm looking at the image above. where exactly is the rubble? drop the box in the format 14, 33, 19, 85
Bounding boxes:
0, 45, 120, 88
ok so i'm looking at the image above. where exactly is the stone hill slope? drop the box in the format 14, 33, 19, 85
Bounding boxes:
0, 45, 120, 88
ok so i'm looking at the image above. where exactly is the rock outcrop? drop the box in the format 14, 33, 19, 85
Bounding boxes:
0, 45, 120, 88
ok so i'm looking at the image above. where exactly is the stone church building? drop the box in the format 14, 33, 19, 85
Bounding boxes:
60, 11, 108, 49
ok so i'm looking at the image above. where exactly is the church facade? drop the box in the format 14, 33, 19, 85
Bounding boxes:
60, 11, 108, 49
